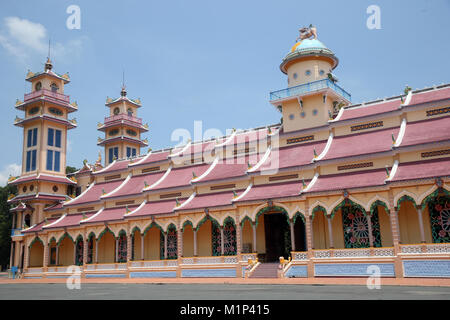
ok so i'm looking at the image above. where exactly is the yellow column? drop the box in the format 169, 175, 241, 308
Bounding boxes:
236, 220, 242, 255
127, 234, 132, 261
252, 223, 257, 253
193, 228, 198, 257
326, 216, 334, 249
290, 219, 296, 252
141, 233, 144, 260
416, 206, 426, 243
367, 214, 374, 247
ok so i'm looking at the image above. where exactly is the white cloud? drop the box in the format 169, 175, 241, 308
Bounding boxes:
0, 163, 21, 187
0, 16, 85, 65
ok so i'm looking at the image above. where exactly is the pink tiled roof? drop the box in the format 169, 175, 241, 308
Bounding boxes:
234, 180, 302, 203
398, 116, 450, 148
104, 171, 165, 199
45, 212, 95, 230
176, 191, 238, 211
44, 202, 64, 211
64, 180, 124, 206
93, 159, 130, 175
409, 87, 450, 106
306, 169, 387, 193
148, 163, 210, 191
224, 128, 271, 146
82, 205, 138, 224
256, 141, 327, 173
125, 199, 179, 218
9, 174, 76, 185
339, 99, 401, 121
131, 151, 170, 167
22, 218, 57, 234
196, 155, 259, 183
8, 193, 67, 203
391, 158, 450, 182
322, 127, 400, 161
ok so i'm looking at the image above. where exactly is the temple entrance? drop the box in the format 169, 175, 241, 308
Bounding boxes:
294, 218, 307, 251
263, 212, 290, 262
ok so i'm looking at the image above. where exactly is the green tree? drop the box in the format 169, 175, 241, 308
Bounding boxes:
0, 184, 17, 270
66, 166, 78, 174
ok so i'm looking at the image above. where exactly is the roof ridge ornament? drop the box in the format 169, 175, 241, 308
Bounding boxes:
296, 24, 317, 42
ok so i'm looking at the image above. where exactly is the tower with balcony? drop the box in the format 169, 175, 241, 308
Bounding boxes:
9, 57, 78, 231
97, 85, 148, 165
269, 33, 351, 132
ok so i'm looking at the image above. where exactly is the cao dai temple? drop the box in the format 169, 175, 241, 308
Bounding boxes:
7, 28, 450, 279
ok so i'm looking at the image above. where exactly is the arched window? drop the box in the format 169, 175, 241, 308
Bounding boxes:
35, 82, 42, 91
24, 214, 31, 228
127, 108, 133, 116
50, 83, 59, 93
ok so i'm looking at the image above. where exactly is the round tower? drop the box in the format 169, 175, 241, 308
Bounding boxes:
270, 27, 351, 133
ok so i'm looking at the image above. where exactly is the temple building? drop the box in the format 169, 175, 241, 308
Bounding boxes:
7, 29, 450, 279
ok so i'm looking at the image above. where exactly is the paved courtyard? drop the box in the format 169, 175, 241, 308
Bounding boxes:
0, 282, 449, 300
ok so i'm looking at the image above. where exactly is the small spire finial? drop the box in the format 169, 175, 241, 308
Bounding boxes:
121, 70, 127, 97
45, 38, 53, 71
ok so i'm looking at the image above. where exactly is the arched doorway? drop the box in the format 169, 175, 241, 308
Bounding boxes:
257, 206, 291, 262
29, 238, 44, 267
293, 213, 307, 251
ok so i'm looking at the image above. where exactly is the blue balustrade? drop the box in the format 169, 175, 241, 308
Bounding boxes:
270, 79, 351, 102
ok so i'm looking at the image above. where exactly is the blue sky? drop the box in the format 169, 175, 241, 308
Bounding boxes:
0, 0, 449, 184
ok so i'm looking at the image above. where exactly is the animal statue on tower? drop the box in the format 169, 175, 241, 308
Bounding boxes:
296, 24, 317, 42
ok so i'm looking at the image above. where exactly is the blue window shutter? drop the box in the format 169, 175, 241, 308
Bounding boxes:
132, 148, 136, 157
54, 151, 60, 172
27, 130, 32, 148
26, 151, 31, 172
109, 148, 113, 163
55, 130, 61, 148
126, 147, 131, 158
47, 150, 53, 170
31, 150, 37, 171
48, 128, 54, 146
32, 128, 38, 146
114, 147, 119, 159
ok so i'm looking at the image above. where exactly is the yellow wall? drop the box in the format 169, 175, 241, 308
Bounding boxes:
144, 227, 161, 260
29, 241, 44, 267
97, 232, 115, 263
241, 220, 253, 252
313, 210, 329, 249
286, 58, 332, 86
256, 214, 266, 254
133, 230, 142, 260
58, 237, 74, 266
183, 225, 194, 257
398, 201, 421, 244
197, 219, 212, 256
378, 206, 393, 247
331, 210, 345, 249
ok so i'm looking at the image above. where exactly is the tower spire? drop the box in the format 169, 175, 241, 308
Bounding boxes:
45, 38, 53, 71
121, 69, 127, 97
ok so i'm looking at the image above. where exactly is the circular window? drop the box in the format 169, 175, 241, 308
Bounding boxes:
35, 82, 42, 91
49, 107, 63, 116
289, 114, 295, 120
293, 73, 298, 79
113, 107, 120, 115
319, 70, 325, 76
30, 185, 34, 192
52, 185, 58, 192
22, 186, 27, 193
305, 70, 311, 76
28, 107, 40, 116
126, 129, 137, 136
300, 112, 306, 118
312, 109, 318, 116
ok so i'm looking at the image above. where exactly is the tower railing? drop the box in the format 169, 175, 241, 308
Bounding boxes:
24, 89, 70, 104
269, 78, 351, 102
104, 114, 143, 125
